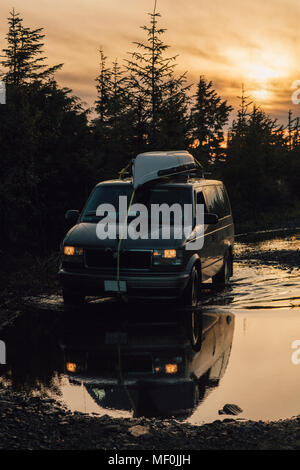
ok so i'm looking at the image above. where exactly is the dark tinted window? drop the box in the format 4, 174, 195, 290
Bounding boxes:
218, 185, 231, 217
196, 191, 208, 212
83, 185, 133, 217
203, 184, 230, 218
137, 186, 192, 208
203, 186, 220, 214
81, 184, 192, 222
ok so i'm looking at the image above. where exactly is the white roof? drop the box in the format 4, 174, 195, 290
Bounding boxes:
133, 151, 195, 189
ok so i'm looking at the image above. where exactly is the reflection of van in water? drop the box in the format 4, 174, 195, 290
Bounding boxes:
59, 175, 234, 308
64, 311, 235, 418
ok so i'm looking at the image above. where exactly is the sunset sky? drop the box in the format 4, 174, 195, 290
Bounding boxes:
0, 0, 299, 123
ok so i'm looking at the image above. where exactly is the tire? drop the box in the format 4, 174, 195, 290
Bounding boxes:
212, 251, 232, 288
182, 266, 202, 351
62, 289, 85, 307
183, 265, 201, 307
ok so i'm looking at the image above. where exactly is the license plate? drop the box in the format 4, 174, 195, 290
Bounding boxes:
104, 280, 127, 293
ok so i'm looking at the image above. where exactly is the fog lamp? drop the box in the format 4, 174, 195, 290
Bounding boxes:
165, 363, 178, 374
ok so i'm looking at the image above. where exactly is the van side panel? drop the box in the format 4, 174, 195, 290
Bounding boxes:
201, 184, 234, 281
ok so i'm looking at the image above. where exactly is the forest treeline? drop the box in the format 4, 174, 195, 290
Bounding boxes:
0, 9, 300, 254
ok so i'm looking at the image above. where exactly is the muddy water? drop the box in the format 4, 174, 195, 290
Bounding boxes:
0, 235, 300, 424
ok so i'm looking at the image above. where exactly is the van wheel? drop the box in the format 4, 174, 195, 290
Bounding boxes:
185, 310, 203, 352
182, 266, 202, 351
183, 265, 201, 307
63, 289, 85, 307
212, 251, 232, 287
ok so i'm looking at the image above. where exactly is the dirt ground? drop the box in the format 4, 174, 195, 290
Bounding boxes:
1, 385, 300, 450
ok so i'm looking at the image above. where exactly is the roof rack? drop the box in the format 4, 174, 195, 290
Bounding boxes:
157, 162, 196, 177
119, 151, 205, 187
132, 151, 202, 189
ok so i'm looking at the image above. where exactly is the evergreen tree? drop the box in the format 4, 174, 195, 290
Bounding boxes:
231, 85, 252, 138
125, 4, 189, 148
224, 103, 287, 219
94, 49, 112, 124
93, 51, 133, 176
0, 11, 94, 253
156, 75, 191, 149
105, 59, 134, 174
191, 76, 232, 167
0, 9, 62, 85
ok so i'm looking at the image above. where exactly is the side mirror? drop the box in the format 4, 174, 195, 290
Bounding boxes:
65, 209, 80, 223
204, 213, 219, 225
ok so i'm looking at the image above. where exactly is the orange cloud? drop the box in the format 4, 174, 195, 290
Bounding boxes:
0, 0, 299, 123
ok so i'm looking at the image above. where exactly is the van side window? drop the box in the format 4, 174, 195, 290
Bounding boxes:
196, 191, 207, 212
217, 185, 231, 217
203, 186, 219, 215
204, 185, 230, 218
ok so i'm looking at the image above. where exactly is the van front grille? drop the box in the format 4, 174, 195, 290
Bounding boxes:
85, 249, 151, 270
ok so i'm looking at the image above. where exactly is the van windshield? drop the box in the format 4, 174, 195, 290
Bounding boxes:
81, 185, 191, 223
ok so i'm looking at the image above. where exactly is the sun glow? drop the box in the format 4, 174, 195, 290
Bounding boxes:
247, 64, 280, 82
225, 48, 291, 86
252, 89, 271, 101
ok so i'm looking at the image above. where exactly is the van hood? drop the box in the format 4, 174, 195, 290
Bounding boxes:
63, 222, 189, 250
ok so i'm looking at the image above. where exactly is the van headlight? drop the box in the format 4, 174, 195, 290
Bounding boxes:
62, 246, 84, 266
63, 246, 83, 256
152, 249, 183, 266
154, 356, 182, 374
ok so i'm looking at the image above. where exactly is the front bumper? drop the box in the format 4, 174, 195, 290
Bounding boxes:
58, 268, 190, 299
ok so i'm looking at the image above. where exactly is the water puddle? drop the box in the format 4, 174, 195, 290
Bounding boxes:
202, 264, 300, 311
1, 235, 300, 424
